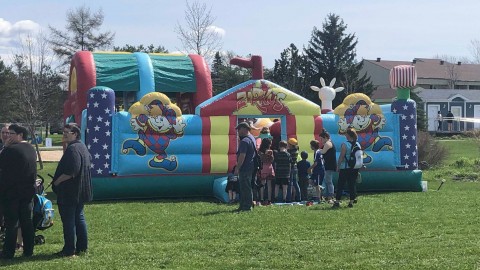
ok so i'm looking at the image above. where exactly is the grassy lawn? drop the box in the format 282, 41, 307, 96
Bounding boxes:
2, 140, 479, 269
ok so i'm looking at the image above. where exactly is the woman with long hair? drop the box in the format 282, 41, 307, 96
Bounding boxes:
334, 127, 360, 208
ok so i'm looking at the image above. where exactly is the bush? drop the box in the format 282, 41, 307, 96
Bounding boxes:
462, 129, 480, 139
417, 131, 448, 168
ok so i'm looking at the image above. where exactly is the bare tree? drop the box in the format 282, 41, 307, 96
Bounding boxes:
12, 33, 64, 169
469, 39, 480, 64
175, 1, 223, 62
434, 55, 464, 89
48, 5, 115, 66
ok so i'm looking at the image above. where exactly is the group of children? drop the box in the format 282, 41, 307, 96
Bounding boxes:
226, 127, 337, 205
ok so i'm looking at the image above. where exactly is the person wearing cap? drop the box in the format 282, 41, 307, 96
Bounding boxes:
234, 122, 257, 212
287, 138, 301, 202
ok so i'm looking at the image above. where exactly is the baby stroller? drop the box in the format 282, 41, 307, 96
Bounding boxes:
0, 175, 54, 244
33, 174, 54, 245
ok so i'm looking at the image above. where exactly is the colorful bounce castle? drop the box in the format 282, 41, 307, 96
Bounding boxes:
64, 51, 422, 201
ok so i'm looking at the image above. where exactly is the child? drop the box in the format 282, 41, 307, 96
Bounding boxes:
274, 140, 291, 203
225, 166, 239, 204
308, 140, 325, 203
297, 151, 311, 202
259, 138, 274, 205
287, 138, 300, 202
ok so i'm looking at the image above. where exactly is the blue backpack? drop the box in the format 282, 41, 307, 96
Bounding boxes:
33, 194, 54, 230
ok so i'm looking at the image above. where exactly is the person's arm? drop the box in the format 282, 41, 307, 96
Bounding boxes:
53, 174, 74, 186
235, 153, 246, 176
337, 143, 347, 172
53, 146, 80, 186
320, 141, 332, 154
308, 151, 318, 174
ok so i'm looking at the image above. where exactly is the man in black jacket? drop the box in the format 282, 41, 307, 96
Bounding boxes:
0, 124, 36, 259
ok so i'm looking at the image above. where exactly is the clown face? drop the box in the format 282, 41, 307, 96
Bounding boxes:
148, 115, 172, 133
350, 115, 371, 130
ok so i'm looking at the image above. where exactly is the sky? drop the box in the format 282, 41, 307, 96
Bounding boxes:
1, 0, 480, 69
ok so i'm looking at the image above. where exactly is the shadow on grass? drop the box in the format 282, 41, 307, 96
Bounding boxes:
200, 209, 241, 216
87, 197, 222, 205
0, 253, 68, 265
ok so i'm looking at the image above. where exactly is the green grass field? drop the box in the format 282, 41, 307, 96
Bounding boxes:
1, 140, 479, 269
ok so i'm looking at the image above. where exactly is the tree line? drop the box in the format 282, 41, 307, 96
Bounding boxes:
0, 2, 444, 134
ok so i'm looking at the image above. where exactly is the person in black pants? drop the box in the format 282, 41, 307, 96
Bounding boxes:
333, 127, 359, 208
0, 124, 37, 259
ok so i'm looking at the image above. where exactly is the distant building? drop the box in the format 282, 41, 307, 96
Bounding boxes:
361, 58, 480, 131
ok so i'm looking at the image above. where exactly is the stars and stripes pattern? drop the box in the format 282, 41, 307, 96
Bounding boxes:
86, 87, 115, 176
391, 99, 418, 170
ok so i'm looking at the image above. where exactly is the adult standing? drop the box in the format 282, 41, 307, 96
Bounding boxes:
0, 124, 10, 234
436, 111, 443, 131
234, 122, 256, 212
333, 128, 360, 208
53, 123, 93, 257
319, 129, 337, 203
0, 124, 36, 259
308, 140, 325, 203
446, 110, 454, 131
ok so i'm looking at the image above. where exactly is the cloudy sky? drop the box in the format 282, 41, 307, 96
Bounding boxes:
1, 0, 480, 68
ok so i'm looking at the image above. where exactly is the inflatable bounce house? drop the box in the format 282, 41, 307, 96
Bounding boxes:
63, 51, 422, 201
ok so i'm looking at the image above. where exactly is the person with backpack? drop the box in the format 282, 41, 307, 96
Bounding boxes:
234, 122, 257, 212
333, 127, 362, 208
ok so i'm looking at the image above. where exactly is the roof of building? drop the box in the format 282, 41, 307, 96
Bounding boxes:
371, 87, 396, 101
415, 89, 480, 101
364, 58, 480, 82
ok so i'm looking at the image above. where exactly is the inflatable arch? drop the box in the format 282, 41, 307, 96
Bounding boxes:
65, 51, 212, 126
65, 52, 422, 201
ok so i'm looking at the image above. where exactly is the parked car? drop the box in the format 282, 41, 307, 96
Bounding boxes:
49, 122, 63, 135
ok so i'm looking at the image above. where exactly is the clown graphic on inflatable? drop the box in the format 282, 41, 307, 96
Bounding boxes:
335, 93, 393, 164
122, 92, 186, 171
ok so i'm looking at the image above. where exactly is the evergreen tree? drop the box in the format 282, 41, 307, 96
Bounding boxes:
211, 51, 224, 94
113, 44, 168, 53
411, 91, 427, 131
273, 43, 310, 97
210, 51, 250, 95
305, 13, 374, 108
48, 5, 115, 66
0, 57, 17, 122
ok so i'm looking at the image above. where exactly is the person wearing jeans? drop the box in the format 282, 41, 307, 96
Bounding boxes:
53, 123, 93, 257
58, 203, 88, 255
319, 129, 337, 203
234, 122, 256, 212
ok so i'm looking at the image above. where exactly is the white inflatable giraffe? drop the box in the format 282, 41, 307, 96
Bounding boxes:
310, 78, 345, 112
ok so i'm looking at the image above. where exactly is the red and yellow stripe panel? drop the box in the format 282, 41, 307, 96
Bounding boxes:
205, 116, 236, 173
294, 116, 323, 154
